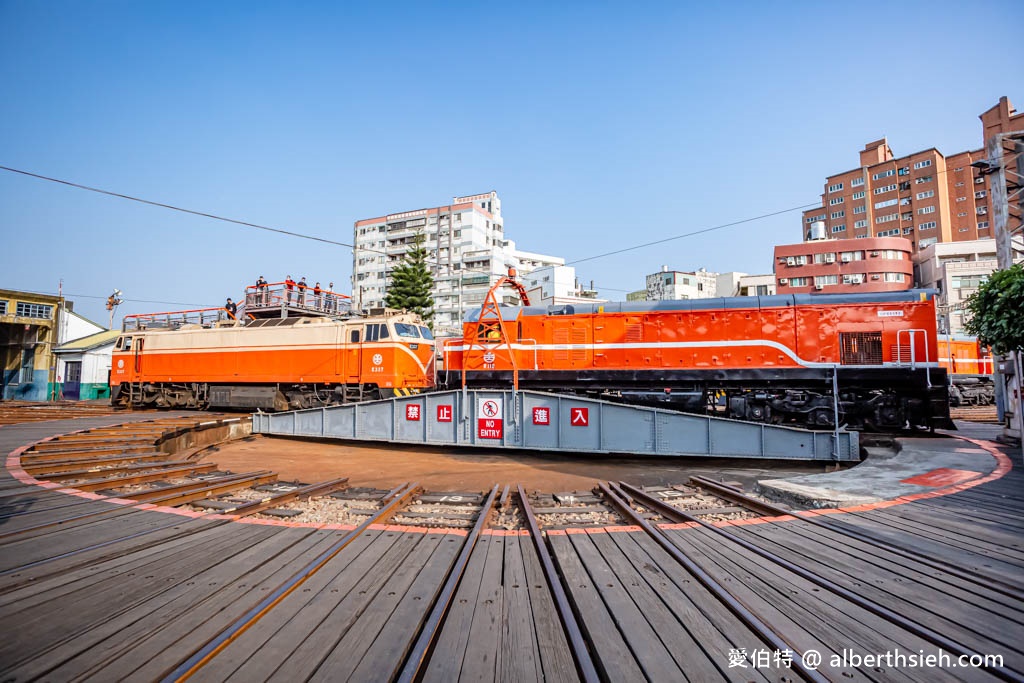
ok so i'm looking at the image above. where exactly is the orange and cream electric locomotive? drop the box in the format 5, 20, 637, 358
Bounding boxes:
443, 276, 952, 431
111, 306, 435, 410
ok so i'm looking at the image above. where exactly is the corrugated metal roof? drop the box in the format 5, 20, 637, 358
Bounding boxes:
55, 330, 119, 353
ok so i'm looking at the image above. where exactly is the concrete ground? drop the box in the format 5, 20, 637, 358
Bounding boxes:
758, 421, 1019, 508
200, 434, 830, 494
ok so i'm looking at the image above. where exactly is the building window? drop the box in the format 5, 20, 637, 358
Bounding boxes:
788, 277, 809, 287
851, 191, 865, 200
19, 349, 34, 384
853, 205, 866, 214
903, 227, 914, 234
898, 167, 910, 176
851, 177, 865, 187
877, 228, 901, 237
901, 212, 913, 221
875, 213, 898, 224
15, 302, 52, 319
830, 210, 845, 219
872, 169, 896, 180
957, 212, 967, 217
917, 206, 935, 215
952, 275, 988, 289
884, 272, 906, 282
978, 221, 990, 229
854, 219, 868, 228
955, 182, 965, 187
918, 221, 937, 230
977, 206, 988, 215
831, 225, 846, 233
874, 199, 898, 209
0, 301, 6, 315
829, 197, 844, 206
881, 250, 905, 260
814, 275, 838, 286
828, 183, 844, 192
914, 176, 933, 184
915, 190, 934, 200
913, 159, 933, 169
840, 250, 864, 261
959, 227, 970, 232
873, 184, 897, 195
814, 252, 837, 263
919, 237, 938, 248
975, 190, 987, 199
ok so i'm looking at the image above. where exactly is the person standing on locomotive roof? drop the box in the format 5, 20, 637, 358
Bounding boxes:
284, 275, 295, 305
225, 297, 237, 319
313, 282, 322, 310
326, 282, 335, 313
256, 275, 268, 305
297, 277, 308, 307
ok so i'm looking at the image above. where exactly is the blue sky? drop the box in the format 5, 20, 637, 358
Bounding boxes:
0, 0, 1017, 327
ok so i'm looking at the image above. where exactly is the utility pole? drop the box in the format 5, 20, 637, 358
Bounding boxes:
985, 132, 1024, 444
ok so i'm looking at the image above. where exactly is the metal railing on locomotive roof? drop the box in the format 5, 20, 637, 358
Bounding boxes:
243, 281, 353, 317
122, 307, 240, 332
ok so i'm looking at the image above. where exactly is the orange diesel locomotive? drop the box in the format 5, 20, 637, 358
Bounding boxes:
111, 308, 435, 410
444, 282, 951, 431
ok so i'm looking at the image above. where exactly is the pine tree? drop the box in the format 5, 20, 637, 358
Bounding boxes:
385, 231, 435, 323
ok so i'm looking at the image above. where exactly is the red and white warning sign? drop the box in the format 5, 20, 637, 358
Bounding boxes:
405, 404, 421, 421
477, 398, 503, 439
436, 404, 453, 422
570, 407, 589, 426
532, 406, 550, 425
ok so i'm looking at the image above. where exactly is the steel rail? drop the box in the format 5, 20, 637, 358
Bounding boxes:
597, 482, 829, 683
0, 471, 276, 548
518, 484, 601, 683
19, 445, 157, 463
225, 477, 350, 516
164, 482, 423, 683
21, 453, 168, 475
690, 474, 1024, 602
27, 460, 188, 481
54, 463, 219, 491
396, 484, 500, 683
618, 481, 1024, 683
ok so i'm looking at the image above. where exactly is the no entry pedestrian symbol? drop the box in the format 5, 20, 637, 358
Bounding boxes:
477, 398, 503, 439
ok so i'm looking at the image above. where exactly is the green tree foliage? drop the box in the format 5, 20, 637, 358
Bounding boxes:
385, 231, 434, 323
964, 263, 1024, 355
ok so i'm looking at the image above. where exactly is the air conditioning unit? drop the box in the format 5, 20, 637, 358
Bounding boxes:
851, 275, 863, 284
824, 254, 836, 263
841, 255, 852, 263
786, 257, 796, 266
814, 284, 824, 291
870, 251, 879, 257
871, 275, 881, 280
778, 278, 789, 285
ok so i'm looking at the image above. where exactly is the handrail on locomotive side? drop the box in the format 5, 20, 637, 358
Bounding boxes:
465, 267, 531, 391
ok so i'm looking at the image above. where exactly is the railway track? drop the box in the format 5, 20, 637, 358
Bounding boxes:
0, 413, 1021, 681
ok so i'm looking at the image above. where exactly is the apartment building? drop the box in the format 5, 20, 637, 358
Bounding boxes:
643, 267, 719, 300
521, 265, 606, 306
736, 274, 777, 297
801, 97, 1023, 254
352, 191, 564, 336
774, 236, 914, 294
915, 239, 1024, 335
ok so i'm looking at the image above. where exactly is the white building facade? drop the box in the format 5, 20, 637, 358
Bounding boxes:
914, 239, 1022, 335
522, 265, 606, 307
644, 267, 719, 301
352, 192, 565, 336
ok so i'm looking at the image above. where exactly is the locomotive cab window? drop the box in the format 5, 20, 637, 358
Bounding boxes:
121, 337, 133, 351
349, 329, 360, 343
115, 337, 125, 350
394, 323, 420, 338
365, 323, 391, 342
418, 326, 433, 340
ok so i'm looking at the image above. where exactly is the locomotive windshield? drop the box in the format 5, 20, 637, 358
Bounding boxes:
419, 326, 433, 340
394, 323, 420, 338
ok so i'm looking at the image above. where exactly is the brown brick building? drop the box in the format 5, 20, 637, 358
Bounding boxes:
801, 97, 1023, 254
